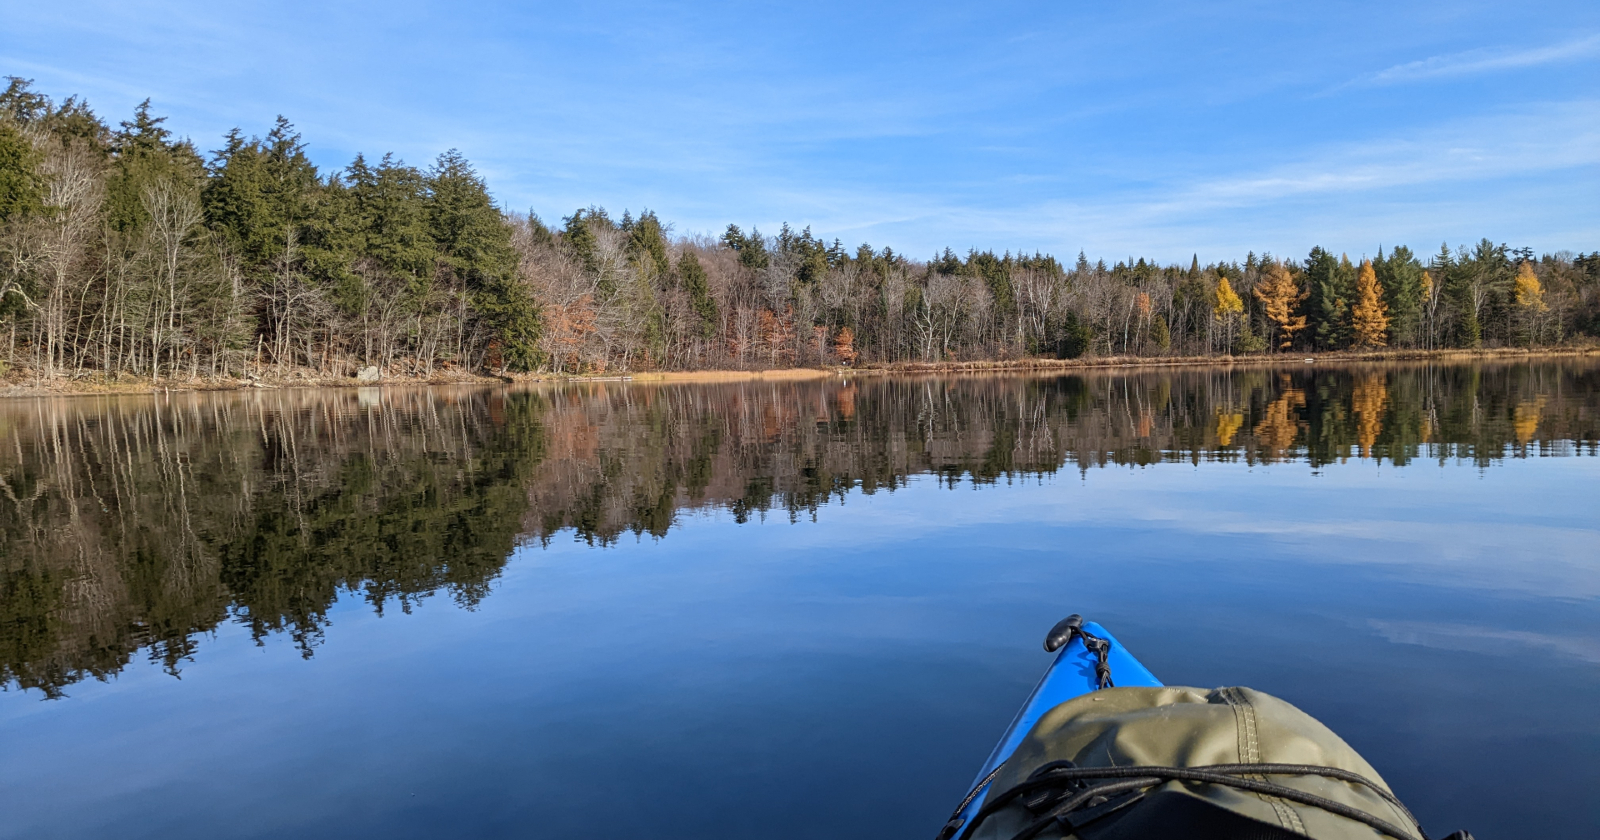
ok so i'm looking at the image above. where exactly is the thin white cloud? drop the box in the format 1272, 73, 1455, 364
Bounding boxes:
1154, 100, 1600, 208
1359, 33, 1600, 86
800, 99, 1600, 260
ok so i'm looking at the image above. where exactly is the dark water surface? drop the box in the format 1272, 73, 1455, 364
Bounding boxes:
2, 361, 1598, 840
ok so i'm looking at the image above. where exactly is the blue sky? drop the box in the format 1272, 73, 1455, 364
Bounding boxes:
4, 0, 1597, 263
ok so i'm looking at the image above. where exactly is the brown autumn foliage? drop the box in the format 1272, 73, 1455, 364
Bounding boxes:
833, 326, 858, 366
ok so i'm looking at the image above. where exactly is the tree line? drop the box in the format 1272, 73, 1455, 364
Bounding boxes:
3, 78, 1598, 380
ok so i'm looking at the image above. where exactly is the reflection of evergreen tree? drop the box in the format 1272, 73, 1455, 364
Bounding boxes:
3, 364, 1597, 696
1, 390, 544, 694
214, 395, 545, 652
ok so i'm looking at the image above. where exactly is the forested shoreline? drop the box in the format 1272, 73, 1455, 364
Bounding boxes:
2, 78, 1598, 385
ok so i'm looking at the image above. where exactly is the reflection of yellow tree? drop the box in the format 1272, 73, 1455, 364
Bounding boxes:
1513, 397, 1546, 446
1252, 377, 1306, 457
1351, 373, 1388, 458
1215, 409, 1244, 447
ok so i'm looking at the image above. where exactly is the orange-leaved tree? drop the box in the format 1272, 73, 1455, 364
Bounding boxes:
833, 326, 858, 366
1351, 259, 1389, 348
1252, 263, 1308, 351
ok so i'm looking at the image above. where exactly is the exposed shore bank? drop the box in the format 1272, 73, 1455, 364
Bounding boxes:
2, 345, 1595, 399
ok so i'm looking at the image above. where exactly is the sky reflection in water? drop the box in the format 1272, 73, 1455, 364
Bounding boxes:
1, 364, 1597, 840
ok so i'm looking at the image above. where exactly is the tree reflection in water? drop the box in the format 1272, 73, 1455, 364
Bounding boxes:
2, 360, 1596, 696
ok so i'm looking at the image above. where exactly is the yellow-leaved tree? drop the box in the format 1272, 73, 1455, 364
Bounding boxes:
1513, 262, 1546, 310
1351, 259, 1389, 348
1513, 262, 1548, 346
1252, 263, 1308, 350
1214, 275, 1244, 352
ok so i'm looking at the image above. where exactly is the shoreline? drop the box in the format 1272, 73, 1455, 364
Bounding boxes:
2, 346, 1595, 398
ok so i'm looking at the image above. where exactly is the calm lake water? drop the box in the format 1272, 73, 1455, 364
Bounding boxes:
2, 361, 1597, 840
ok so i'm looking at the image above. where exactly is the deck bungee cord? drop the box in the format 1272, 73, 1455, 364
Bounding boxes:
944, 762, 1428, 840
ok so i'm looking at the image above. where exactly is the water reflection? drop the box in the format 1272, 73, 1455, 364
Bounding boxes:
1, 360, 1596, 697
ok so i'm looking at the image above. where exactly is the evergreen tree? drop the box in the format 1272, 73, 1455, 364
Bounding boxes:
1148, 314, 1171, 352
721, 224, 769, 270
427, 150, 539, 370
105, 100, 205, 235
626, 210, 671, 279
0, 120, 42, 223
203, 118, 321, 269
347, 153, 435, 283
677, 250, 718, 340
562, 207, 611, 277
1374, 245, 1423, 346
1304, 247, 1353, 349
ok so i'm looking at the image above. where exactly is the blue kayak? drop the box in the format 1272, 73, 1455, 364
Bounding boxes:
945, 616, 1162, 840
939, 616, 1462, 840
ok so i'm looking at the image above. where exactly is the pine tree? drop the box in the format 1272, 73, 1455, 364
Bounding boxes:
202, 117, 321, 269
1304, 247, 1353, 350
1351, 259, 1389, 348
1148, 314, 1171, 352
627, 210, 671, 279
563, 208, 609, 277
0, 120, 43, 223
722, 224, 769, 270
677, 250, 717, 340
347, 153, 434, 283
427, 150, 539, 370
1375, 246, 1423, 346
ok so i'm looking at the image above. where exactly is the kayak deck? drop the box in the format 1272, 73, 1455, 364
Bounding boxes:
951, 621, 1162, 838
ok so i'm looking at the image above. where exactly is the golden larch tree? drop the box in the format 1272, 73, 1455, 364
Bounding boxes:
1513, 262, 1547, 312
1213, 276, 1244, 352
1513, 262, 1548, 346
1214, 276, 1244, 318
1350, 259, 1389, 348
1252, 263, 1308, 350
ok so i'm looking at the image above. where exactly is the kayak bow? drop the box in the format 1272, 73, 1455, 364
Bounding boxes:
944, 616, 1161, 840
